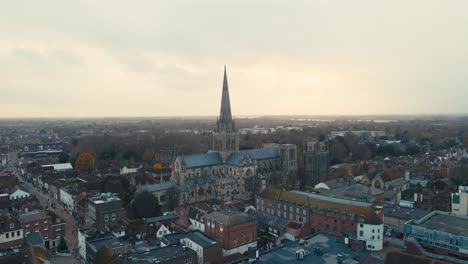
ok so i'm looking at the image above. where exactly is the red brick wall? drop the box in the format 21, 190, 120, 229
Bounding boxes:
0, 238, 25, 250
22, 218, 51, 239
205, 220, 257, 250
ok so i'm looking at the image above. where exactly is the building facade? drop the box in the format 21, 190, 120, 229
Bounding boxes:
404, 210, 468, 263
172, 68, 297, 205
256, 188, 384, 251
0, 216, 24, 250
452, 186, 468, 216
88, 193, 125, 228
303, 140, 329, 187
204, 210, 257, 256
18, 210, 65, 250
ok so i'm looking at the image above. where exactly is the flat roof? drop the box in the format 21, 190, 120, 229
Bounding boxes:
253, 233, 369, 264
126, 243, 196, 263
415, 212, 468, 237
384, 205, 431, 221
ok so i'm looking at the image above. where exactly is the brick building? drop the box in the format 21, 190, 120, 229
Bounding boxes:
204, 210, 257, 256
161, 231, 223, 263
18, 210, 65, 250
88, 193, 125, 228
256, 188, 384, 251
0, 215, 24, 250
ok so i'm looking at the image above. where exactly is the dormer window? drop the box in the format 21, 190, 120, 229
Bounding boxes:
9, 223, 14, 229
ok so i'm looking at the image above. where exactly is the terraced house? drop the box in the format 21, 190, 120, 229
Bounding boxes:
256, 187, 384, 251
172, 68, 297, 205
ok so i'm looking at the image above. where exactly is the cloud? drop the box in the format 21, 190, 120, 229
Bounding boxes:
0, 0, 467, 117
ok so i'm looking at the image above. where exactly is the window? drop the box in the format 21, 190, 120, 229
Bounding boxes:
360, 224, 363, 228
359, 231, 363, 237
6, 233, 9, 238
11, 232, 15, 237
17, 231, 20, 236
296, 208, 299, 213
9, 223, 14, 229
372, 229, 374, 233
303, 209, 307, 215
371, 236, 374, 239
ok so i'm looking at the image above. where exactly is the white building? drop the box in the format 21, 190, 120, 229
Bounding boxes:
452, 186, 468, 216
60, 188, 76, 214
120, 165, 141, 175
9, 188, 30, 201
41, 163, 73, 172
156, 225, 172, 238
357, 222, 384, 251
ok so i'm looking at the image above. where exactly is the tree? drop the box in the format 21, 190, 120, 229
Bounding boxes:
166, 188, 180, 211
58, 152, 70, 163
71, 137, 79, 147
93, 245, 115, 264
75, 152, 96, 174
58, 236, 69, 252
142, 149, 154, 162
133, 191, 161, 218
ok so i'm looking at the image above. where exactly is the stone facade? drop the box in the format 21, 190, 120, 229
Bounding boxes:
172, 68, 297, 205
303, 140, 329, 187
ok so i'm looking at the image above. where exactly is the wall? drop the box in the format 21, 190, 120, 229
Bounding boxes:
357, 223, 383, 251
0, 228, 24, 250
60, 189, 75, 213
9, 189, 30, 200
452, 191, 468, 216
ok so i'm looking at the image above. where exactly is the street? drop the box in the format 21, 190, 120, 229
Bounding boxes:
7, 151, 79, 262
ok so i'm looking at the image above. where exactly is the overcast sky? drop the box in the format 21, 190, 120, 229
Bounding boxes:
1, 1, 467, 118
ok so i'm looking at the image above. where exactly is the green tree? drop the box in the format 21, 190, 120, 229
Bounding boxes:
133, 191, 161, 218
58, 152, 70, 163
58, 236, 69, 252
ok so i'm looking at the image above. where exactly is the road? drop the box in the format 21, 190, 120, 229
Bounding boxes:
8, 151, 78, 251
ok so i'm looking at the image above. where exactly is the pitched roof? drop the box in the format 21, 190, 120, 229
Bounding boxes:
246, 209, 287, 231
180, 152, 223, 168
137, 181, 176, 193
25, 232, 44, 247
259, 188, 382, 224
180, 176, 215, 191
226, 148, 279, 165
18, 210, 50, 223
143, 213, 178, 224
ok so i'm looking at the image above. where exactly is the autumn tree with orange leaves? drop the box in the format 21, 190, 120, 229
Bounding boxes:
75, 152, 96, 174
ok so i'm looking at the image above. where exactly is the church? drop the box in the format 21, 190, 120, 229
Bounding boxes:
172, 67, 297, 205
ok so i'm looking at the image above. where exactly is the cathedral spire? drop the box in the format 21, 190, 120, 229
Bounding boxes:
218, 66, 234, 132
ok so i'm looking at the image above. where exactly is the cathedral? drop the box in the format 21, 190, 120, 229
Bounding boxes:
172, 67, 297, 205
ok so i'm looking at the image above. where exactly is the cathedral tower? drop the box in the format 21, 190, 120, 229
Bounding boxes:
213, 66, 239, 161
